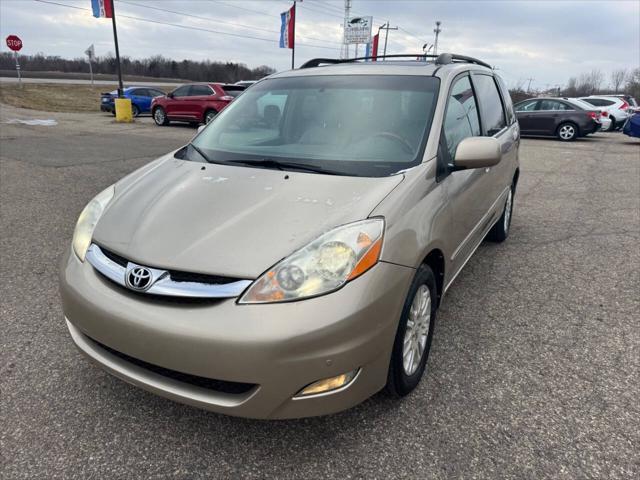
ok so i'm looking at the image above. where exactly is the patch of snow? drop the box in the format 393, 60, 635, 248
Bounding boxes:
6, 118, 58, 126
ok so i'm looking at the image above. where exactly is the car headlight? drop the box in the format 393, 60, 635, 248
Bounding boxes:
239, 218, 384, 304
72, 185, 115, 262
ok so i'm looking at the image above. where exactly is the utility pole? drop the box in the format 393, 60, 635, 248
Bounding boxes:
526, 77, 535, 93
341, 0, 352, 59
379, 22, 398, 58
291, 0, 296, 69
109, 0, 124, 97
433, 21, 442, 56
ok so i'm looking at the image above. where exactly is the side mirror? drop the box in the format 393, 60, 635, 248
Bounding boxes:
197, 124, 206, 134
454, 137, 501, 170
167, 92, 174, 98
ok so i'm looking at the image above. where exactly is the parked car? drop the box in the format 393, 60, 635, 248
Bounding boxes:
151, 83, 245, 126
579, 95, 631, 131
100, 86, 166, 117
514, 97, 600, 141
235, 80, 257, 88
61, 53, 520, 419
565, 97, 612, 131
622, 112, 640, 138
602, 94, 638, 113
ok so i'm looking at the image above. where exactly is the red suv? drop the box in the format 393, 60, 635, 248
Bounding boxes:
151, 83, 245, 126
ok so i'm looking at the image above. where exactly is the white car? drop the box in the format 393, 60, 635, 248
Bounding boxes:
566, 98, 611, 131
579, 96, 631, 131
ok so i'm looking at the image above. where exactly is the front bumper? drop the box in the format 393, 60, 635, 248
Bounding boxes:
59, 249, 413, 419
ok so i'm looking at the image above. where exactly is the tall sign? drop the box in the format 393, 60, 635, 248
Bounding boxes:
6, 35, 23, 83
345, 16, 373, 44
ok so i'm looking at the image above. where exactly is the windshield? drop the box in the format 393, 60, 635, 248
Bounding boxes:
189, 75, 440, 176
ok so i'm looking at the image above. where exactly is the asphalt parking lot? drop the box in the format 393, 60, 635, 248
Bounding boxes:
1, 105, 639, 479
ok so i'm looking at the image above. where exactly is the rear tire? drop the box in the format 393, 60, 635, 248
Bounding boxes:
204, 109, 218, 124
607, 116, 616, 132
557, 122, 578, 141
153, 107, 169, 126
386, 265, 437, 397
487, 185, 514, 242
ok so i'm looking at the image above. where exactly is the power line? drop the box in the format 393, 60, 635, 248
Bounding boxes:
32, 0, 338, 51
117, 0, 342, 45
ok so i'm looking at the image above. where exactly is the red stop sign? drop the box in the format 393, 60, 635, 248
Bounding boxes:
6, 35, 23, 52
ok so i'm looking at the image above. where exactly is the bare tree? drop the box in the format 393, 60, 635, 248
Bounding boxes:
610, 69, 627, 93
625, 68, 640, 100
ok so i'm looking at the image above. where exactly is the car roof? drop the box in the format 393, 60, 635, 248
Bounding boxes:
270, 53, 494, 80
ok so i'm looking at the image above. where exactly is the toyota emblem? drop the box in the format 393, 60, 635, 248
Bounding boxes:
126, 266, 153, 291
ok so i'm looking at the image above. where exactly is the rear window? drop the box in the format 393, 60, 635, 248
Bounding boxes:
472, 74, 506, 135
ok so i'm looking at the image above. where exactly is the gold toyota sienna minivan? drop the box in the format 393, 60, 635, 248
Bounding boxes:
60, 53, 520, 419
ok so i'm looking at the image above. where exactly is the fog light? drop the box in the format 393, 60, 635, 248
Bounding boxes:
295, 369, 359, 397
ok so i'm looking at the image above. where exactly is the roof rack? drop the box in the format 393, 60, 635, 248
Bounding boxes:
299, 53, 492, 70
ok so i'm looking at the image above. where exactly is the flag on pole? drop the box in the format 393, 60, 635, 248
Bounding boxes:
91, 0, 113, 18
371, 33, 379, 61
279, 5, 295, 49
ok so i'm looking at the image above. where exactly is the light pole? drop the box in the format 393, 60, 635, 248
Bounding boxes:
433, 21, 442, 56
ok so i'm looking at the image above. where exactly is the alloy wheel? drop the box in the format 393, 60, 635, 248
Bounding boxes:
504, 188, 513, 232
154, 108, 165, 125
559, 124, 575, 140
402, 284, 431, 376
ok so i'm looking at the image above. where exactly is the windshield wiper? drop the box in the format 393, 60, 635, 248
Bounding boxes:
188, 142, 214, 163
227, 158, 345, 176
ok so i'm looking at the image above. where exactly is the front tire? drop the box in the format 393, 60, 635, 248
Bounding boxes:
557, 122, 578, 141
386, 265, 437, 397
153, 107, 169, 126
487, 185, 514, 242
131, 104, 140, 117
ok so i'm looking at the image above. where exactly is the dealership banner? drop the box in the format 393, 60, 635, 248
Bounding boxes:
345, 16, 373, 44
91, 0, 113, 18
279, 5, 295, 49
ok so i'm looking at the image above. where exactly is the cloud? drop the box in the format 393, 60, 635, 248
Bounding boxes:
1, 0, 637, 88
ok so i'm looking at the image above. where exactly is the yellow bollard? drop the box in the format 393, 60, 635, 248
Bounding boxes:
114, 98, 133, 123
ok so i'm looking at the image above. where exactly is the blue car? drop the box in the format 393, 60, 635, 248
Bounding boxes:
623, 112, 640, 138
100, 86, 166, 117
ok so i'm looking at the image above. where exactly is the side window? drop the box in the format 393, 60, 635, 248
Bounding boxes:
443, 75, 481, 160
495, 75, 515, 124
516, 100, 538, 112
538, 100, 571, 111
172, 86, 191, 97
600, 99, 616, 106
473, 74, 506, 136
190, 85, 213, 96
133, 88, 148, 97
149, 89, 164, 97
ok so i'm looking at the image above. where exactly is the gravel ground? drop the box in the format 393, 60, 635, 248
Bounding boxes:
1, 104, 639, 479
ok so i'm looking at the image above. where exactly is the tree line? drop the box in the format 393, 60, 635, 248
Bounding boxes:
509, 68, 640, 103
0, 52, 276, 83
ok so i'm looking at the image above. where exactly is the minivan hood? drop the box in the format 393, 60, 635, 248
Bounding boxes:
93, 157, 403, 278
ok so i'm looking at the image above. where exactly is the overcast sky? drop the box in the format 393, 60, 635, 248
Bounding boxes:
1, 0, 638, 88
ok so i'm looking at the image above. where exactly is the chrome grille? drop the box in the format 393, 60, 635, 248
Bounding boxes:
85, 244, 252, 299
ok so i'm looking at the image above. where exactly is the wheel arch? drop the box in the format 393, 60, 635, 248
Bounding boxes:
421, 249, 445, 307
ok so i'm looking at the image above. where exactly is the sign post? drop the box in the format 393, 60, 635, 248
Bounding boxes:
84, 44, 95, 85
5, 35, 23, 84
